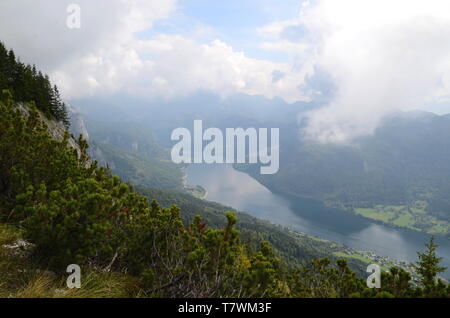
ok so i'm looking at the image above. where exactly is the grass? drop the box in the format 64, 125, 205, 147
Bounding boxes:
392, 213, 415, 228
0, 223, 142, 298
410, 208, 426, 215
385, 205, 405, 212
54, 272, 140, 298
354, 208, 396, 223
428, 223, 449, 235
333, 252, 372, 264
353, 202, 450, 235
9, 271, 140, 298
333, 252, 393, 272
0, 224, 21, 245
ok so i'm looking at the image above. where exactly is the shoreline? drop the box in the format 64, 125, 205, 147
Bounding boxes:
181, 166, 208, 199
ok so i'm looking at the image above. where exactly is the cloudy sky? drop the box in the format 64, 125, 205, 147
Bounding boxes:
1, 0, 450, 142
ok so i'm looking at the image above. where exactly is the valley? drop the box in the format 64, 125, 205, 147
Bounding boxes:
184, 164, 450, 279
354, 203, 450, 235
3, 0, 450, 299
71, 94, 450, 279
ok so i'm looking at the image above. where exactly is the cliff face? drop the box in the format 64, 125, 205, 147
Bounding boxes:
67, 103, 89, 142
15, 102, 85, 160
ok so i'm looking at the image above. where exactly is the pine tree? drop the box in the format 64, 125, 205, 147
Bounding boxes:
0, 42, 8, 89
0, 42, 69, 125
415, 236, 447, 297
50, 85, 69, 126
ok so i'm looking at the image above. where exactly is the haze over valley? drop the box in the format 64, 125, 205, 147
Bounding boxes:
2, 0, 450, 299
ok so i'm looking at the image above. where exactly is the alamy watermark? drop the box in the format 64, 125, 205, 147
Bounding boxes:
366, 264, 381, 289
66, 4, 81, 29
171, 120, 279, 175
66, 264, 81, 289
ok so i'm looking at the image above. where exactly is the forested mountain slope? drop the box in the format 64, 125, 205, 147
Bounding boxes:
236, 111, 450, 235
1, 42, 449, 298
68, 109, 371, 273
67, 114, 184, 191
71, 92, 450, 237
2, 95, 448, 297
0, 42, 68, 125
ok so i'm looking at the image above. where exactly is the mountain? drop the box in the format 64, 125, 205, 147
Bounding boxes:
71, 93, 450, 235
69, 113, 185, 191
2, 42, 449, 298
66, 104, 373, 273
70, 91, 317, 146
2, 91, 384, 297
237, 111, 450, 236
89, 141, 184, 190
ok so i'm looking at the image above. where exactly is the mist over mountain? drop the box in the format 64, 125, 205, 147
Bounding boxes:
70, 92, 450, 236
4, 0, 450, 301
237, 109, 450, 235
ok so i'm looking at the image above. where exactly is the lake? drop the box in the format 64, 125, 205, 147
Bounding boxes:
185, 164, 450, 278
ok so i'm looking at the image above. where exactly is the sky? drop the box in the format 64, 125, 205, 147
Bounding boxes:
1, 0, 450, 143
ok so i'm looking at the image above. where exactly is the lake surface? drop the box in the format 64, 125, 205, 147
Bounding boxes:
185, 164, 450, 278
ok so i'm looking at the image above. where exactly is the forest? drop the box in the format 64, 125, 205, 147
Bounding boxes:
0, 42, 68, 126
0, 44, 450, 298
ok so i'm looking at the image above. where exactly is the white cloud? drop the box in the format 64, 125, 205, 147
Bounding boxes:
258, 19, 300, 38
0, 0, 176, 69
4, 0, 450, 141
51, 33, 310, 102
260, 0, 450, 143
0, 0, 311, 103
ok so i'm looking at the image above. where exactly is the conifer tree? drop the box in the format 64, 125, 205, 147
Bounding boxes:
415, 236, 447, 297
0, 41, 69, 125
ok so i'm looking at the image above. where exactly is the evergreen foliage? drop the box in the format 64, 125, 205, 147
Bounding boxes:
1, 43, 450, 297
1, 90, 450, 297
0, 42, 68, 126
415, 236, 448, 297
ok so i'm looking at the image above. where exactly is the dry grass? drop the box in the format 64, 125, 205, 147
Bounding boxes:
12, 271, 141, 298
0, 224, 142, 298
59, 272, 141, 298
14, 273, 55, 298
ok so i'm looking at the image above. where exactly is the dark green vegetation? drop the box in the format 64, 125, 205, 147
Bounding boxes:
134, 187, 365, 271
82, 118, 184, 190
74, 92, 450, 235
77, 117, 372, 271
90, 142, 183, 191
62, 119, 373, 275
0, 43, 68, 126
1, 42, 450, 298
1, 91, 450, 298
236, 112, 450, 236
